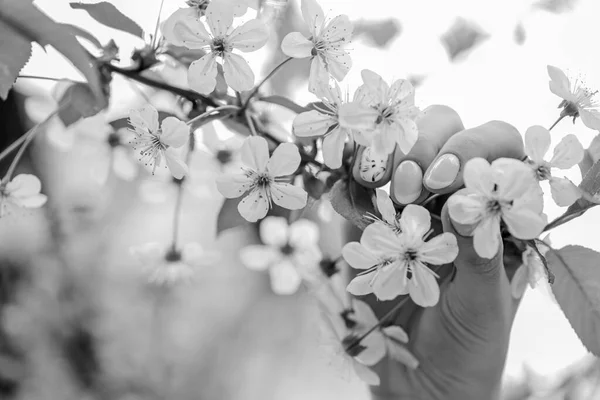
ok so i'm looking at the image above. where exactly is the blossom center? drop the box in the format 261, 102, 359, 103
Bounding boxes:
535, 164, 551, 181
216, 149, 233, 164
342, 334, 367, 357
280, 242, 294, 256
165, 248, 182, 262
254, 173, 272, 188
211, 37, 231, 56
107, 132, 121, 148
186, 0, 209, 11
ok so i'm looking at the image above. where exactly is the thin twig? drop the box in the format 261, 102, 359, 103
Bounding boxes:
151, 0, 166, 49
549, 114, 565, 131
244, 57, 293, 108
245, 110, 258, 136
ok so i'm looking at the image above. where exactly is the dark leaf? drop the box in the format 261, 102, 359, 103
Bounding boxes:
534, 0, 579, 13
56, 82, 100, 126
70, 1, 144, 39
440, 18, 489, 61
353, 18, 402, 48
329, 179, 375, 230
303, 172, 326, 200
0, 22, 31, 99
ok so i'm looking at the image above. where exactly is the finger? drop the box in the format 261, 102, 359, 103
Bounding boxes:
390, 105, 465, 205
423, 121, 524, 194
352, 145, 394, 188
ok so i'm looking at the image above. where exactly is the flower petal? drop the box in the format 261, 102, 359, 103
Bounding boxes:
216, 172, 253, 198
395, 118, 418, 154
228, 19, 269, 52
547, 65, 573, 100
322, 15, 353, 44
269, 259, 302, 295
293, 110, 336, 138
361, 69, 388, 104
549, 177, 581, 207
338, 101, 378, 131
399, 204, 431, 239
130, 242, 163, 266
463, 157, 495, 196
6, 174, 42, 198
325, 50, 352, 82
322, 127, 347, 169
239, 244, 278, 270
352, 360, 380, 386
205, 0, 234, 37
360, 222, 401, 254
493, 158, 535, 200
164, 148, 189, 179
510, 265, 528, 299
259, 216, 289, 247
347, 272, 375, 296
267, 142, 301, 176
375, 189, 397, 225
160, 117, 189, 148
388, 79, 414, 102
473, 215, 501, 259
549, 134, 584, 169
14, 194, 47, 208
188, 53, 218, 94
308, 56, 329, 94
223, 53, 255, 92
162, 9, 212, 48
129, 104, 159, 134
372, 124, 396, 157
372, 262, 409, 301
238, 188, 270, 222
447, 190, 485, 225
419, 233, 458, 265
524, 125, 551, 163
503, 208, 546, 240
357, 328, 386, 366
301, 0, 324, 37
281, 32, 314, 58
289, 219, 319, 248
270, 182, 307, 210
408, 263, 440, 307
579, 109, 600, 131
342, 242, 379, 270
241, 136, 269, 172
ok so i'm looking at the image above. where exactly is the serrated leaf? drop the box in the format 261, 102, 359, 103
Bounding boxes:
217, 197, 249, 234
0, 22, 31, 99
260, 95, 308, 114
0, 1, 106, 109
70, 2, 144, 39
546, 245, 600, 355
329, 179, 375, 230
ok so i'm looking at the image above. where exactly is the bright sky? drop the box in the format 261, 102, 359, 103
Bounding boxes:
22, 0, 600, 383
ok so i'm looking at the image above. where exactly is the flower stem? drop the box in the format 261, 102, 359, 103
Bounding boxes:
548, 114, 566, 131
186, 105, 240, 127
245, 110, 258, 136
244, 57, 293, 108
151, 0, 166, 49
18, 74, 74, 83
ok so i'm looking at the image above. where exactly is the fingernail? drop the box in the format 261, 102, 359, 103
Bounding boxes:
392, 161, 422, 204
424, 154, 460, 189
359, 147, 388, 183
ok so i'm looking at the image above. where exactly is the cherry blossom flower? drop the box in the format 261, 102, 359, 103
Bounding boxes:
129, 105, 189, 179
548, 65, 600, 130
339, 69, 421, 156
0, 174, 48, 217
239, 217, 321, 295
524, 125, 583, 206
281, 0, 353, 93
447, 158, 547, 259
216, 137, 308, 222
320, 299, 386, 385
131, 242, 219, 286
511, 245, 548, 299
365, 189, 402, 233
344, 205, 458, 306
161, 1, 269, 94
292, 82, 363, 168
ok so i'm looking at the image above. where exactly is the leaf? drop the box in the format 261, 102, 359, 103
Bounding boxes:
546, 245, 600, 355
329, 179, 375, 230
56, 82, 101, 126
0, 21, 32, 99
534, 0, 579, 13
353, 18, 402, 48
217, 197, 249, 235
303, 172, 326, 200
440, 18, 489, 61
260, 95, 308, 114
70, 2, 144, 39
513, 22, 526, 45
0, 1, 106, 109
61, 23, 102, 49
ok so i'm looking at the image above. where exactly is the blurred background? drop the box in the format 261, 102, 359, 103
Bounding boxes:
1, 0, 599, 399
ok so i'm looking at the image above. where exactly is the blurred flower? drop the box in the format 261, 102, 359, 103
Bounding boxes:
129, 105, 189, 179
524, 125, 583, 206
366, 189, 401, 233
320, 299, 385, 385
293, 82, 362, 168
216, 137, 307, 222
161, 1, 269, 94
382, 325, 419, 369
548, 65, 600, 130
45, 113, 111, 151
339, 69, 421, 156
511, 245, 548, 299
198, 120, 244, 170
131, 242, 219, 285
0, 174, 48, 217
281, 0, 353, 93
344, 205, 458, 306
448, 158, 547, 259
239, 216, 321, 294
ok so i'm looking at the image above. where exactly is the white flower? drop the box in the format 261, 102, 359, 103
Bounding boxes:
320, 299, 386, 385
216, 137, 308, 222
339, 69, 421, 156
281, 0, 353, 93
511, 246, 548, 299
0, 174, 48, 216
367, 189, 402, 233
548, 65, 600, 130
161, 1, 269, 94
129, 105, 189, 179
131, 242, 219, 286
239, 216, 321, 294
344, 205, 458, 306
292, 82, 361, 168
524, 125, 583, 207
198, 120, 244, 171
448, 158, 548, 259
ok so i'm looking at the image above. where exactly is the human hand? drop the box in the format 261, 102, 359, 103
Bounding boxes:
346, 106, 527, 400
